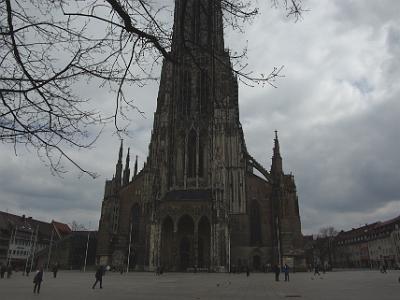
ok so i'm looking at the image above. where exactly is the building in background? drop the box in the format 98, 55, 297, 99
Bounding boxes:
392, 224, 400, 268
333, 216, 400, 269
36, 231, 97, 270
96, 0, 305, 272
0, 211, 71, 270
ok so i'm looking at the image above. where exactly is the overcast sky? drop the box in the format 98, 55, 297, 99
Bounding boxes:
1, 0, 399, 234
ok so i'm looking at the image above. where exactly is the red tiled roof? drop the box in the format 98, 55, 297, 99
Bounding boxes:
52, 221, 72, 236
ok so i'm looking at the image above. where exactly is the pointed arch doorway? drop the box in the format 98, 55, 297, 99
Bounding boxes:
177, 215, 195, 271
197, 216, 211, 269
160, 216, 174, 270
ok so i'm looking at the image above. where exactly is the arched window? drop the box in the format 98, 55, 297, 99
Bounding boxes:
193, 0, 200, 43
183, 71, 192, 115
188, 130, 197, 178
200, 70, 209, 114
250, 201, 262, 245
198, 133, 205, 177
130, 204, 141, 244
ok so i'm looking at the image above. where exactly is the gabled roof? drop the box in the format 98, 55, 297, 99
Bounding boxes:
0, 211, 68, 240
52, 221, 72, 237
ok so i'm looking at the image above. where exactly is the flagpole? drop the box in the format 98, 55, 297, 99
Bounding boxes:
126, 220, 133, 273
6, 226, 17, 267
24, 227, 35, 275
83, 231, 90, 272
46, 228, 54, 271
30, 225, 39, 273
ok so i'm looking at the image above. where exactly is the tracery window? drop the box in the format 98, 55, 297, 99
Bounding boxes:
188, 130, 197, 178
200, 70, 209, 114
198, 133, 204, 177
183, 71, 192, 115
250, 200, 262, 245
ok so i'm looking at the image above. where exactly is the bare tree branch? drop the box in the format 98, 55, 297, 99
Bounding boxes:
0, 0, 305, 176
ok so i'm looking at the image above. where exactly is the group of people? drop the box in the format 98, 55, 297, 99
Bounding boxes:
0, 262, 61, 294
229, 263, 291, 282
0, 264, 13, 279
155, 265, 165, 275
273, 264, 290, 282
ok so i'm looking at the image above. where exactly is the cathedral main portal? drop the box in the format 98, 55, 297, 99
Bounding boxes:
158, 193, 212, 271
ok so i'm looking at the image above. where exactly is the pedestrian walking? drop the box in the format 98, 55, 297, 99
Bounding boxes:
33, 268, 44, 294
52, 262, 59, 278
92, 266, 104, 289
0, 263, 5, 279
274, 265, 280, 281
283, 264, 290, 282
7, 265, 12, 278
26, 266, 31, 277
314, 265, 320, 276
246, 266, 250, 277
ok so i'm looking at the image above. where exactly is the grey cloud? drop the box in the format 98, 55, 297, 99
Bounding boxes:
332, 0, 400, 29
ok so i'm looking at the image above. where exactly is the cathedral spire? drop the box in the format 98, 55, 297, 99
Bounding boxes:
271, 130, 283, 178
134, 155, 138, 177
118, 139, 123, 163
273, 130, 281, 158
115, 139, 123, 187
123, 148, 130, 186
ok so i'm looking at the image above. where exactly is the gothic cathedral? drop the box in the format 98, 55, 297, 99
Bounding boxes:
96, 0, 305, 271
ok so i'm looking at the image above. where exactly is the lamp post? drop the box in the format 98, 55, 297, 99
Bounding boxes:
30, 225, 39, 273
46, 228, 54, 271
24, 227, 34, 275
83, 222, 92, 272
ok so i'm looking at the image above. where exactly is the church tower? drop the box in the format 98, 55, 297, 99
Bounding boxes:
96, 0, 305, 272
143, 0, 246, 271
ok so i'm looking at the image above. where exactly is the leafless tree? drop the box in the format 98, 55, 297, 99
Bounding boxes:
70, 220, 88, 231
0, 0, 305, 176
318, 226, 338, 238
314, 226, 338, 267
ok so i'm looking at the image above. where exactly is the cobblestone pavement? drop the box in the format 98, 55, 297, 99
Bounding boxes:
0, 270, 399, 300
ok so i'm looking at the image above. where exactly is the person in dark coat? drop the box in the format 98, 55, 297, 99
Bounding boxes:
0, 264, 5, 278
25, 266, 31, 277
283, 264, 290, 282
246, 266, 250, 277
52, 263, 59, 278
92, 266, 104, 289
274, 265, 280, 282
7, 265, 12, 278
314, 265, 320, 276
33, 268, 44, 294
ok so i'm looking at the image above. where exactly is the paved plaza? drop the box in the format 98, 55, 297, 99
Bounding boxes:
0, 270, 399, 300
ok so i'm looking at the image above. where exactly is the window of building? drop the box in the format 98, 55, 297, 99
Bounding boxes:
188, 130, 197, 178
200, 70, 209, 114
249, 200, 262, 245
198, 133, 205, 177
182, 71, 192, 115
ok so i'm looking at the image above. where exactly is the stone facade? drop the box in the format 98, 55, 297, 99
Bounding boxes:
96, 0, 305, 272
333, 216, 400, 269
